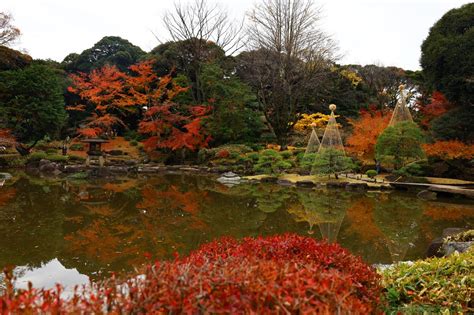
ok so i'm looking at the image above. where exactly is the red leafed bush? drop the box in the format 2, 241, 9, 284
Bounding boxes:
0, 234, 383, 313
216, 149, 230, 159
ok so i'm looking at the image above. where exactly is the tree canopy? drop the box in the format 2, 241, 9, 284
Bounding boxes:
375, 121, 425, 170
0, 64, 67, 144
420, 3, 474, 107
62, 36, 146, 73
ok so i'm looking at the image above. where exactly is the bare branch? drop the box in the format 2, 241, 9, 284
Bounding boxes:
0, 12, 21, 46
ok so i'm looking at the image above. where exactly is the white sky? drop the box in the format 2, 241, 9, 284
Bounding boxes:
2, 0, 470, 70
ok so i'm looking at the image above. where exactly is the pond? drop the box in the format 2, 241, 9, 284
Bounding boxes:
1, 172, 473, 290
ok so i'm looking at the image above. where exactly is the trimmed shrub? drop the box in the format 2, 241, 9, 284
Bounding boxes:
0, 234, 382, 313
27, 151, 47, 161
45, 148, 57, 154
69, 143, 84, 151
382, 247, 473, 313
366, 170, 377, 178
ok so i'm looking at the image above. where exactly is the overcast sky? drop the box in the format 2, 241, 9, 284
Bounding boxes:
3, 0, 470, 70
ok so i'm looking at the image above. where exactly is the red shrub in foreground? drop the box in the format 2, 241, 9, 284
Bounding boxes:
0, 234, 383, 314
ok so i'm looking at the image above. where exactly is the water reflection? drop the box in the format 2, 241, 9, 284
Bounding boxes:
0, 172, 473, 287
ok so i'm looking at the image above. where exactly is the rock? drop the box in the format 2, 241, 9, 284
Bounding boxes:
442, 241, 473, 256
277, 179, 293, 186
124, 160, 138, 166
426, 237, 444, 257
261, 176, 278, 183
345, 182, 368, 190
326, 181, 348, 189
63, 165, 87, 174
38, 160, 61, 174
442, 228, 468, 238
180, 167, 200, 172
296, 180, 315, 188
417, 190, 437, 200
222, 171, 238, 178
217, 171, 241, 185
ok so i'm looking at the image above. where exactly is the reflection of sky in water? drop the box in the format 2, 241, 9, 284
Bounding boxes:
15, 259, 89, 291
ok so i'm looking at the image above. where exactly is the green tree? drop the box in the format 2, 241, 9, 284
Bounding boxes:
375, 121, 425, 170
148, 40, 226, 103
200, 63, 263, 144
420, 3, 474, 107
0, 64, 67, 152
62, 36, 146, 73
312, 149, 355, 179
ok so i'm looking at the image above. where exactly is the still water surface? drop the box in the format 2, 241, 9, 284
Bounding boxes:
1, 172, 473, 289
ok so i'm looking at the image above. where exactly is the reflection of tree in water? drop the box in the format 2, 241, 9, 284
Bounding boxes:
289, 190, 349, 242
373, 193, 423, 262
340, 195, 390, 264
0, 177, 67, 268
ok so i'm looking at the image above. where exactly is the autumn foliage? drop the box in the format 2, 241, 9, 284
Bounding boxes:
68, 60, 211, 151
346, 106, 391, 160
418, 91, 454, 128
0, 234, 382, 313
0, 128, 15, 145
422, 140, 474, 160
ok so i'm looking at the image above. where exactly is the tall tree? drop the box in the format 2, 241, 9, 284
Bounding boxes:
0, 65, 67, 154
0, 12, 20, 46
239, 0, 338, 147
161, 0, 243, 103
420, 3, 474, 107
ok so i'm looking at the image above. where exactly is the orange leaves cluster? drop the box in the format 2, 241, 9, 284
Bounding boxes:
68, 60, 211, 151
422, 140, 474, 160
0, 128, 15, 144
139, 104, 211, 151
346, 106, 391, 161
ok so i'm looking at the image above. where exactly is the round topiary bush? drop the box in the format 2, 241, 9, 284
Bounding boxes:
0, 234, 383, 313
366, 170, 377, 178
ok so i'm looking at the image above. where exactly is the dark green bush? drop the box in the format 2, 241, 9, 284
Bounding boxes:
130, 140, 138, 146
279, 150, 293, 159
366, 170, 377, 178
28, 151, 48, 161
69, 143, 84, 151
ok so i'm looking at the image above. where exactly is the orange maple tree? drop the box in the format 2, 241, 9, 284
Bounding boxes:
346, 106, 391, 161
68, 60, 211, 151
418, 91, 454, 128
68, 65, 131, 137
422, 140, 474, 160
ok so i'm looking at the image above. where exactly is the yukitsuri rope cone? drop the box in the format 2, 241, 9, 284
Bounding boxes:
304, 123, 321, 156
318, 104, 345, 154
310, 104, 346, 175
389, 84, 413, 127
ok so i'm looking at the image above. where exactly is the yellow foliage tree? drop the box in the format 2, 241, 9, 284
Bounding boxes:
293, 113, 332, 133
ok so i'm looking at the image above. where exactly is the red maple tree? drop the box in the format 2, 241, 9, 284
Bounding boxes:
418, 91, 454, 128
